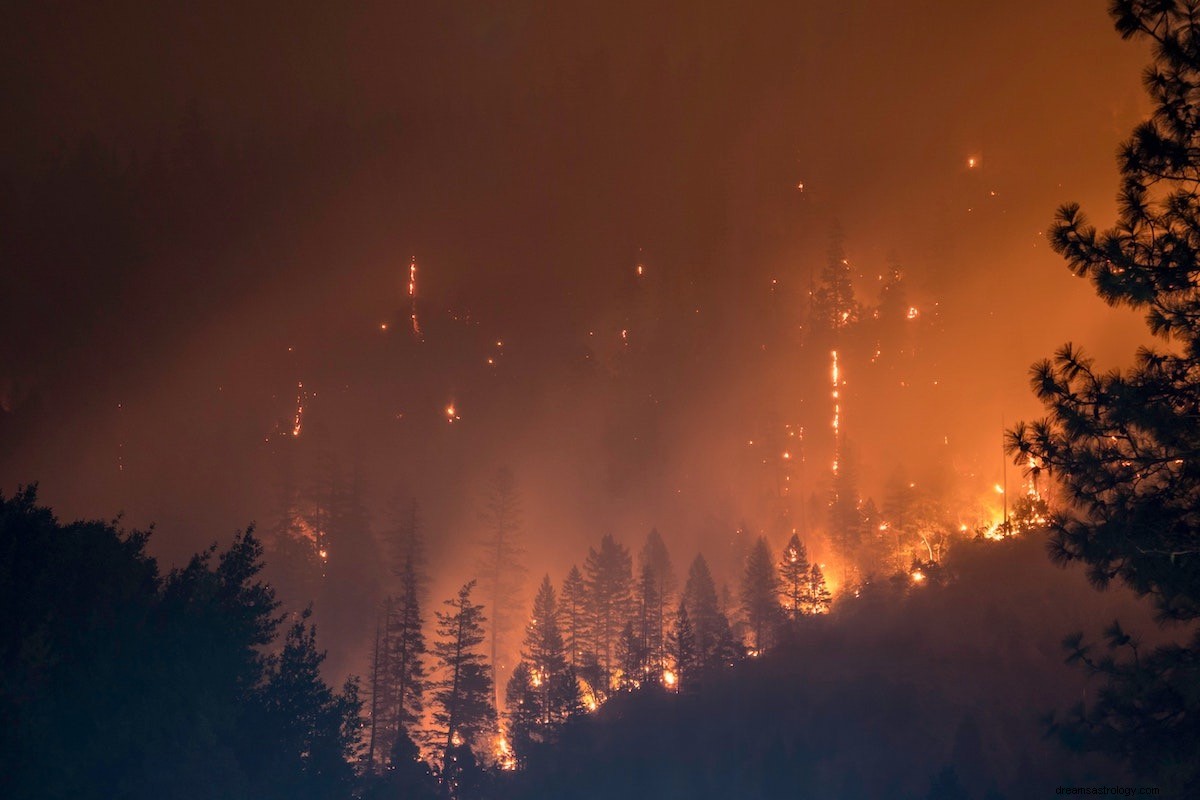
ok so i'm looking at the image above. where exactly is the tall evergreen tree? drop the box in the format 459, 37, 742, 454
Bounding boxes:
431, 581, 496, 771
583, 534, 635, 693
560, 564, 588, 670
682, 554, 736, 671
1007, 3, 1200, 789
802, 564, 833, 616
778, 533, 811, 622
520, 576, 580, 726
475, 467, 527, 711
615, 621, 646, 691
638, 529, 675, 676
387, 552, 427, 754
828, 444, 867, 581
635, 561, 662, 679
740, 536, 783, 653
667, 600, 697, 689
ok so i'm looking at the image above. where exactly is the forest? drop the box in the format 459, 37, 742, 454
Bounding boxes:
4, 1, 1200, 798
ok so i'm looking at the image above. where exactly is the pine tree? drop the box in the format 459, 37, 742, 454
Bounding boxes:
635, 561, 662, 679
638, 529, 675, 676
475, 467, 527, 711
778, 533, 811, 623
802, 564, 832, 616
615, 621, 646, 690
667, 600, 697, 689
682, 554, 736, 671
503, 662, 540, 766
517, 576, 581, 729
365, 599, 393, 772
828, 444, 867, 581
1006, 4, 1200, 788
431, 581, 496, 769
258, 608, 363, 798
583, 534, 634, 693
369, 497, 428, 767
740, 536, 783, 653
561, 564, 588, 669
386, 553, 427, 755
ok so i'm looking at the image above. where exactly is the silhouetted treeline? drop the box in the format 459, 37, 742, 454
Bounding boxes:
0, 485, 360, 800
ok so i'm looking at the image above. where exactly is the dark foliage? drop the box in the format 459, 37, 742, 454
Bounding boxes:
1010, 2, 1200, 791
0, 485, 361, 800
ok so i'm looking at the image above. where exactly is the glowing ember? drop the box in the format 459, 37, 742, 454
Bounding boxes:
911, 569, 926, 583
662, 669, 677, 688
407, 257, 422, 338
445, 403, 460, 423
292, 382, 306, 437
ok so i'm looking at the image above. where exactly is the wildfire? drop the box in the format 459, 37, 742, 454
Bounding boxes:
662, 669, 678, 689
292, 381, 306, 437
911, 569, 926, 584
407, 257, 422, 338
831, 349, 841, 474
495, 734, 517, 771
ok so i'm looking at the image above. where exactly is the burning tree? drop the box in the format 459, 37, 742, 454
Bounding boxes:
1008, 1, 1200, 789
778, 533, 813, 623
505, 575, 582, 764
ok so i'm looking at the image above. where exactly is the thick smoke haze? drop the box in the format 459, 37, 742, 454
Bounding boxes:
0, 0, 1160, 684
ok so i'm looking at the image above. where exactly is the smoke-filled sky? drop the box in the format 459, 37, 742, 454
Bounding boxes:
0, 1, 1159, 670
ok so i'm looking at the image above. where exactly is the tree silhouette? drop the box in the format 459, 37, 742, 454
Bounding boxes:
740, 536, 783, 653
682, 554, 737, 671
561, 564, 588, 670
431, 580, 496, 772
584, 534, 634, 694
778, 533, 812, 623
505, 575, 581, 762
1008, 3, 1200, 789
638, 529, 675, 676
476, 468, 527, 712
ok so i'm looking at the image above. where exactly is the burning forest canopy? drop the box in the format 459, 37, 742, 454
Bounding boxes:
2, 0, 1199, 798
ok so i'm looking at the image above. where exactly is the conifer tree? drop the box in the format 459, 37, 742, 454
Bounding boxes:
740, 536, 783, 653
828, 445, 867, 580
635, 561, 662, 678
778, 533, 811, 623
387, 553, 427, 753
802, 564, 833, 616
583, 534, 634, 692
682, 554, 736, 671
431, 581, 496, 770
615, 621, 646, 690
520, 576, 581, 725
1007, 3, 1200, 788
475, 468, 527, 711
638, 529, 675, 675
503, 662, 540, 766
667, 600, 697, 688
561, 564, 588, 669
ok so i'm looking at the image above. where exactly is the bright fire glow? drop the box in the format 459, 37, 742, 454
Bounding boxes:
292, 382, 305, 437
